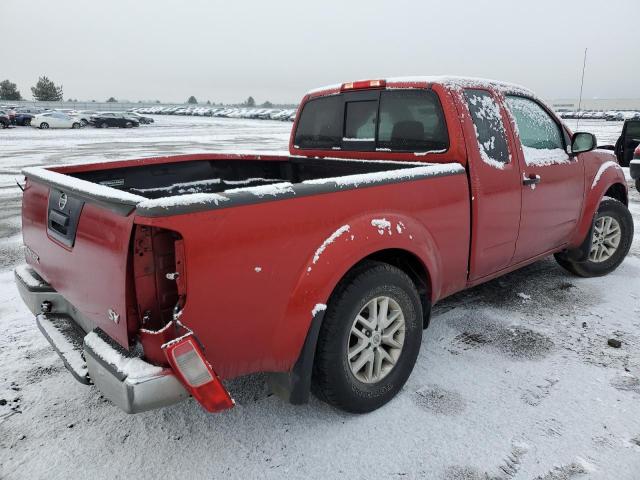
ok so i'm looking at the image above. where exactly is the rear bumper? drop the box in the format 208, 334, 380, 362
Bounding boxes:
15, 265, 189, 413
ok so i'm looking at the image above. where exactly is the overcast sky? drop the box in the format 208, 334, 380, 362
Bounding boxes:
2, 0, 638, 104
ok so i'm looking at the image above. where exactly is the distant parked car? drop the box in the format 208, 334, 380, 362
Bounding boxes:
0, 111, 10, 128
71, 111, 97, 126
14, 112, 35, 126
125, 111, 154, 124
92, 113, 139, 128
31, 112, 82, 129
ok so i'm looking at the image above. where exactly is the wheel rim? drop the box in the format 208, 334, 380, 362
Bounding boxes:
347, 296, 406, 383
589, 215, 621, 263
101, 123, 107, 128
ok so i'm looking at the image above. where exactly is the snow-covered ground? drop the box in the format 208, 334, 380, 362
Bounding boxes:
0, 118, 638, 479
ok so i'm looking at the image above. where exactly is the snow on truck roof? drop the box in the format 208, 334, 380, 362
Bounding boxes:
306, 76, 535, 97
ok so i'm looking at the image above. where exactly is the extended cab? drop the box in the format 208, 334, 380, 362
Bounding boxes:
16, 77, 633, 414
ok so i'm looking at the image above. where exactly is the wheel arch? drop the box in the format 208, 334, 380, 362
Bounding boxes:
267, 215, 439, 405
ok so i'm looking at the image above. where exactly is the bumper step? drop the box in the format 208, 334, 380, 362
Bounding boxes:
36, 313, 90, 384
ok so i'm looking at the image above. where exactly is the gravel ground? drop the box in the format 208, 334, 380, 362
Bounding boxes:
0, 118, 638, 479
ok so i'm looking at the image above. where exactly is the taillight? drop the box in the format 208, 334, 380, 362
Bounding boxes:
341, 79, 386, 91
163, 333, 234, 412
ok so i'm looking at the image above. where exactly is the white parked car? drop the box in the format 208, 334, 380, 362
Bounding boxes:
31, 112, 82, 129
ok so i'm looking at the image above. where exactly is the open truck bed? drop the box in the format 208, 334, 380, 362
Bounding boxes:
19, 152, 469, 412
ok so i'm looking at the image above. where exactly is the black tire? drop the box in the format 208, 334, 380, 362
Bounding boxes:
72, 122, 80, 129
125, 121, 133, 128
312, 261, 423, 413
635, 178, 640, 192
100, 122, 108, 129
40, 122, 49, 129
555, 198, 633, 277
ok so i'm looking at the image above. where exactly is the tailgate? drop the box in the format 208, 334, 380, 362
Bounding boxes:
21, 177, 138, 348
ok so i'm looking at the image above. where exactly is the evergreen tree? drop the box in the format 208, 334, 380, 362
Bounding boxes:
31, 76, 63, 101
107, 97, 117, 103
0, 80, 22, 100
261, 100, 273, 108
187, 96, 198, 104
245, 96, 256, 107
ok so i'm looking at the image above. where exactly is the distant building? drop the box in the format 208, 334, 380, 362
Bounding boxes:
548, 98, 640, 111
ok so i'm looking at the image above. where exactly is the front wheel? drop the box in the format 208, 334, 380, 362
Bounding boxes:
635, 178, 640, 192
72, 122, 81, 129
555, 198, 634, 277
312, 261, 423, 413
40, 122, 49, 129
100, 122, 108, 129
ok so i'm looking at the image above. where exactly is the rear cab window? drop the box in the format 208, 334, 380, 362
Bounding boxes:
293, 89, 449, 153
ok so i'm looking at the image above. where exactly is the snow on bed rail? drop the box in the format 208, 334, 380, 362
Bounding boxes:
137, 192, 230, 210
130, 178, 222, 194
302, 163, 464, 188
22, 166, 146, 204
225, 182, 295, 197
84, 331, 164, 381
591, 160, 623, 189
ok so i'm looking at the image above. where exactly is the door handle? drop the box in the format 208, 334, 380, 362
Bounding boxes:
522, 174, 541, 188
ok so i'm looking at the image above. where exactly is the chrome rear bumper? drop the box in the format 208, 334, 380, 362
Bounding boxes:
15, 265, 189, 413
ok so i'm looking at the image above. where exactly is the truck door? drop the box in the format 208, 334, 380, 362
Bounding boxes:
615, 119, 640, 167
458, 89, 523, 280
504, 96, 584, 263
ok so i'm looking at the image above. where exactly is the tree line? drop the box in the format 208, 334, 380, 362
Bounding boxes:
0, 77, 286, 107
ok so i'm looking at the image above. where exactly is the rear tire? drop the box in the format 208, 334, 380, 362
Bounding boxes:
312, 261, 423, 413
72, 122, 80, 129
100, 122, 108, 129
125, 121, 132, 128
635, 178, 640, 192
555, 198, 633, 277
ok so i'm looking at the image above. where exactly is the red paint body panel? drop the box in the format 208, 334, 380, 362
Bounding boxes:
136, 174, 470, 378
20, 78, 629, 386
22, 180, 136, 347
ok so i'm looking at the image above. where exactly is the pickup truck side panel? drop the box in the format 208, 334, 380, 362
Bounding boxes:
135, 173, 470, 379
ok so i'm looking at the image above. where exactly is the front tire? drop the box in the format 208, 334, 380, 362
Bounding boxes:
555, 198, 633, 277
72, 122, 81, 129
635, 178, 640, 192
312, 261, 423, 413
40, 122, 49, 129
100, 122, 108, 129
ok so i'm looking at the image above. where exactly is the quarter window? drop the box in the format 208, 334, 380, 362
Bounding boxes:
464, 89, 510, 167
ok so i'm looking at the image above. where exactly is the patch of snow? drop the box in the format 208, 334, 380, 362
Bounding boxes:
312, 304, 327, 316
371, 218, 392, 235
38, 316, 87, 378
396, 222, 405, 234
254, 267, 262, 273
517, 292, 531, 300
414, 149, 447, 157
303, 163, 464, 189
130, 178, 222, 195
225, 182, 294, 197
137, 192, 229, 210
521, 146, 570, 167
84, 331, 164, 381
309, 225, 351, 271
14, 265, 47, 289
22, 166, 145, 205
591, 160, 623, 189
223, 177, 286, 185
342, 137, 374, 142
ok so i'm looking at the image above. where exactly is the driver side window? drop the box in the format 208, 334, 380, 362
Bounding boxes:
506, 96, 568, 165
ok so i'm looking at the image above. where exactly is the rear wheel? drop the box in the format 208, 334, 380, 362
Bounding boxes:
312, 261, 423, 413
125, 121, 133, 128
555, 198, 633, 277
72, 122, 81, 129
635, 178, 640, 192
40, 122, 49, 129
100, 122, 108, 129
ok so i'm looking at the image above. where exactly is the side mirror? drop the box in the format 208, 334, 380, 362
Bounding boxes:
570, 132, 596, 156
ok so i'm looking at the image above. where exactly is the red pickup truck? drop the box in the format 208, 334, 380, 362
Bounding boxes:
16, 76, 633, 415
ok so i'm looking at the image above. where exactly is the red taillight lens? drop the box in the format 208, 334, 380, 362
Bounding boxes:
163, 334, 234, 412
341, 79, 386, 91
